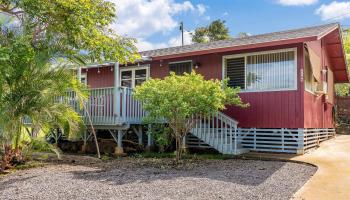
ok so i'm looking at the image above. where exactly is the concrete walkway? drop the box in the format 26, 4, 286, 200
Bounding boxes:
246, 135, 350, 200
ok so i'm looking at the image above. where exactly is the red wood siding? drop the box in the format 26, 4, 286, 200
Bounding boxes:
150, 44, 304, 128
84, 67, 114, 88
303, 39, 335, 128
84, 41, 336, 129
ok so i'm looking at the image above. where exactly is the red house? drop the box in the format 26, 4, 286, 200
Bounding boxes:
76, 23, 348, 154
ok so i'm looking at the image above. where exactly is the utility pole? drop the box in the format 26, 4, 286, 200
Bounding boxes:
180, 21, 184, 46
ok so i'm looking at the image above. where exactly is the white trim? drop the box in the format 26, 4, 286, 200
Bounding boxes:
81, 73, 87, 85
168, 60, 192, 65
120, 64, 150, 88
222, 48, 297, 60
222, 48, 298, 93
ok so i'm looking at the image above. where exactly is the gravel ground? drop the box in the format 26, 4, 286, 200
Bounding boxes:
0, 156, 316, 200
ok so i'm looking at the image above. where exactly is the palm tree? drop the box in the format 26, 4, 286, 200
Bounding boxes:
0, 29, 89, 171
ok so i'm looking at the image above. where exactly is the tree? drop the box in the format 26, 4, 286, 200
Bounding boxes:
192, 19, 230, 43
237, 32, 250, 38
0, 31, 87, 171
0, 0, 139, 63
134, 72, 247, 162
191, 27, 209, 43
335, 29, 350, 96
0, 0, 138, 169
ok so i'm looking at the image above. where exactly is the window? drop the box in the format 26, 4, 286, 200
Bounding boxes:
169, 61, 192, 75
80, 73, 87, 85
226, 57, 245, 88
304, 48, 317, 92
224, 49, 297, 92
120, 66, 149, 88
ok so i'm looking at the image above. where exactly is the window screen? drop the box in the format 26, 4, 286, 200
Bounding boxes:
225, 49, 297, 91
169, 61, 192, 75
226, 57, 245, 89
246, 51, 295, 91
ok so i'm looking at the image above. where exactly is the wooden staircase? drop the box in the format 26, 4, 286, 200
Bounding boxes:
190, 112, 249, 155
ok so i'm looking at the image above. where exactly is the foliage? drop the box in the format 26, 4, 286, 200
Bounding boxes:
335, 29, 350, 96
237, 32, 250, 38
150, 124, 173, 153
0, 31, 86, 171
0, 0, 140, 63
0, 0, 137, 170
134, 71, 247, 162
191, 19, 230, 43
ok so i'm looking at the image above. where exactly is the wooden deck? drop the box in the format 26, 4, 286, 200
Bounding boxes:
68, 87, 146, 127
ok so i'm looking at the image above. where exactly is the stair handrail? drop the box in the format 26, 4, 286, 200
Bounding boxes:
192, 111, 239, 154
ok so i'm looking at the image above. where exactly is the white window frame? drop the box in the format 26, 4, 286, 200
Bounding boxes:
120, 64, 150, 88
222, 48, 298, 93
168, 60, 193, 74
81, 73, 87, 85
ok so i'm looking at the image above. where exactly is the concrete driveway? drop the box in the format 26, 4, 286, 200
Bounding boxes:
292, 134, 350, 200
247, 134, 350, 200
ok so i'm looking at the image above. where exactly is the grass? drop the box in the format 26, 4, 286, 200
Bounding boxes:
14, 160, 45, 170
0, 160, 45, 177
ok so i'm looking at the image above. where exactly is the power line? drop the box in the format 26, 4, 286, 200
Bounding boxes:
323, 11, 350, 23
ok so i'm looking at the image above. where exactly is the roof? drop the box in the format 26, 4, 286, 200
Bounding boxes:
140, 23, 339, 59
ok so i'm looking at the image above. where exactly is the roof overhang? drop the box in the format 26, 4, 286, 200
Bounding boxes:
149, 36, 318, 60
80, 56, 152, 69
321, 27, 349, 83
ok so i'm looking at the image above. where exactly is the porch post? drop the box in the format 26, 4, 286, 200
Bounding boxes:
138, 125, 143, 145
114, 130, 124, 155
77, 66, 82, 82
146, 124, 153, 151
113, 62, 120, 118
297, 128, 305, 155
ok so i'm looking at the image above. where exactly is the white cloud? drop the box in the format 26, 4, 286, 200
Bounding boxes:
196, 4, 207, 16
138, 30, 193, 51
171, 1, 194, 13
136, 38, 168, 51
110, 0, 206, 38
277, 0, 318, 6
316, 1, 350, 21
168, 30, 194, 47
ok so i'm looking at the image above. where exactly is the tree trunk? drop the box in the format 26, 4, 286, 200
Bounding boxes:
175, 135, 183, 164
83, 103, 101, 159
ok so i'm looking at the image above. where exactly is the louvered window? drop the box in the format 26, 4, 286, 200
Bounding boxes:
226, 57, 245, 89
224, 49, 297, 92
169, 61, 192, 75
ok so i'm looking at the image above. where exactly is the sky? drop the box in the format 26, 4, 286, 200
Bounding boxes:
109, 0, 350, 51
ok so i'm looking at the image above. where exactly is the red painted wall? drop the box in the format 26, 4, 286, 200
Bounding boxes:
83, 66, 114, 88
84, 42, 335, 129
149, 44, 304, 128
303, 40, 335, 128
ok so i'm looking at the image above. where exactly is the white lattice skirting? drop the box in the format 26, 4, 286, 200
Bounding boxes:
237, 128, 335, 154
187, 128, 336, 154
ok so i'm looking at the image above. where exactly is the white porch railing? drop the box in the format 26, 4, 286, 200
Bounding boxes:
190, 112, 248, 155
67, 87, 146, 126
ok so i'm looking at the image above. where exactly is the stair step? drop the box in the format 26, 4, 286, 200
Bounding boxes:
222, 148, 250, 155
